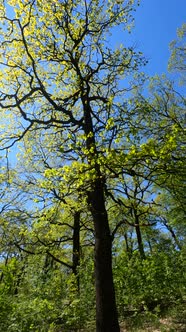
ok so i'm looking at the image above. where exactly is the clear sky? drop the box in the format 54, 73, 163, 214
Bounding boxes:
132, 0, 186, 76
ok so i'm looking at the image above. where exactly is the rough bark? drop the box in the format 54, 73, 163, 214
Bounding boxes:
83, 92, 120, 331
89, 179, 120, 332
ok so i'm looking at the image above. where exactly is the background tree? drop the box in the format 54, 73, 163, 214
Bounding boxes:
168, 23, 186, 84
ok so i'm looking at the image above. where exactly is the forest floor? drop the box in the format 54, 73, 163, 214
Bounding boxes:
75, 304, 186, 332
120, 316, 186, 332
119, 302, 186, 331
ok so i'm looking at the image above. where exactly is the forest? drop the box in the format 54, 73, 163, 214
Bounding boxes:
0, 1, 185, 331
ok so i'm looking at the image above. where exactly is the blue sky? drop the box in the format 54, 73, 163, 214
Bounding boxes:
132, 0, 186, 76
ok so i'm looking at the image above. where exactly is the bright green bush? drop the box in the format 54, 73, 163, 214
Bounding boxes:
114, 249, 185, 319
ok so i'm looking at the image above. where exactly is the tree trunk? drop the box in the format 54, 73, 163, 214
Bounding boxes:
72, 211, 80, 290
89, 179, 120, 332
162, 218, 182, 250
124, 232, 132, 258
82, 92, 120, 331
134, 213, 145, 259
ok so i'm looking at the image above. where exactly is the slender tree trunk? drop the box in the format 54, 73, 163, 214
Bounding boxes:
124, 232, 132, 258
72, 211, 80, 290
162, 218, 182, 250
134, 213, 145, 259
148, 239, 153, 254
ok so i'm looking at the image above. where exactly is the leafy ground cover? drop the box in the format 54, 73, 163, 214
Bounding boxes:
120, 303, 186, 332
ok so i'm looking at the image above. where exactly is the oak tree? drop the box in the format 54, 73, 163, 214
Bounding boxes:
0, 1, 144, 330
